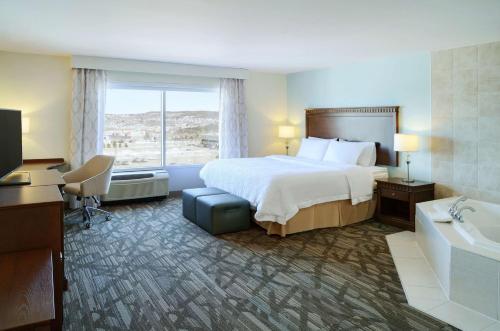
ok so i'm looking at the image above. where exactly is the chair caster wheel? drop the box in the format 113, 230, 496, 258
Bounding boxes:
84, 222, 91, 229
105, 215, 112, 221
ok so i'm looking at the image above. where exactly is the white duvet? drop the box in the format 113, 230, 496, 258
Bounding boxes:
199, 155, 375, 225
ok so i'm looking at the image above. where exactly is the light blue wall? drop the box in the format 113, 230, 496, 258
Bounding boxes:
287, 53, 431, 181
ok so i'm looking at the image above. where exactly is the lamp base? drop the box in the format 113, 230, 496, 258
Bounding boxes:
401, 178, 415, 184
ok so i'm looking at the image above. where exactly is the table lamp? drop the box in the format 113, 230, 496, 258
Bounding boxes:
278, 125, 295, 155
394, 133, 419, 183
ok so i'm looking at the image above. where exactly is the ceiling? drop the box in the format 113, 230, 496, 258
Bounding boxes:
1, 0, 500, 73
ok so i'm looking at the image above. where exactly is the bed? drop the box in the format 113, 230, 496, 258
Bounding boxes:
200, 106, 399, 236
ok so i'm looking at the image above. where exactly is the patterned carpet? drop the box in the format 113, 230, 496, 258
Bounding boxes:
63, 196, 456, 330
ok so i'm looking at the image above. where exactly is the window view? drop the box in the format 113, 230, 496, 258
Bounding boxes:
104, 89, 162, 169
103, 86, 219, 170
164, 90, 219, 165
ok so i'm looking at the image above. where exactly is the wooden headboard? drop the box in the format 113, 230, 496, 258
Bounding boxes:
305, 106, 399, 166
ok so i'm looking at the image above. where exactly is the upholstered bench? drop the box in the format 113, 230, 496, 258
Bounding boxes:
196, 194, 250, 235
182, 187, 226, 222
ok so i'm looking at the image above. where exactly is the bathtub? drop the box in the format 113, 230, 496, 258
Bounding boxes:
451, 199, 500, 251
416, 197, 500, 320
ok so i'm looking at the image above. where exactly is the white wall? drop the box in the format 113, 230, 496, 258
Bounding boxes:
0, 51, 72, 159
0, 51, 288, 190
287, 53, 432, 181
245, 71, 288, 157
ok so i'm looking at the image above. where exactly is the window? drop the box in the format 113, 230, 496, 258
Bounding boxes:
103, 85, 219, 170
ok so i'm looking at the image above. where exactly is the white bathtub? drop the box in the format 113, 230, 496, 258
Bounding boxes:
451, 199, 500, 251
416, 197, 500, 320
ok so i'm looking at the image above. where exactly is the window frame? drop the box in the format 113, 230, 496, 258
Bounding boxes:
104, 81, 220, 173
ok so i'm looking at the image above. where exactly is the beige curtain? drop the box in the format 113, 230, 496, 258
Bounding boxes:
70, 68, 107, 169
219, 78, 248, 158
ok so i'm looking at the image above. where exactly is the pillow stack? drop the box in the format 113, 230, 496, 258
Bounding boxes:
296, 137, 376, 166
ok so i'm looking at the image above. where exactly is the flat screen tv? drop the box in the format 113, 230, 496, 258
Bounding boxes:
0, 109, 23, 179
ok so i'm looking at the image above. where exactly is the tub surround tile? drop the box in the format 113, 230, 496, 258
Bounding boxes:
480, 190, 500, 204
387, 231, 498, 331
434, 184, 455, 199
478, 142, 500, 164
432, 49, 453, 72
453, 46, 478, 70
454, 141, 478, 163
454, 117, 478, 141
479, 93, 500, 117
454, 69, 478, 95
478, 165, 500, 192
479, 117, 500, 142
405, 286, 448, 312
432, 92, 453, 117
388, 241, 424, 258
432, 41, 500, 205
479, 66, 500, 93
432, 159, 454, 184
428, 302, 496, 331
451, 247, 498, 274
450, 265, 498, 319
432, 69, 453, 93
393, 257, 441, 287
386, 231, 416, 244
479, 43, 500, 67
453, 163, 478, 187
483, 322, 500, 331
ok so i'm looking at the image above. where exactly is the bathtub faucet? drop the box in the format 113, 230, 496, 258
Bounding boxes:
448, 196, 468, 218
454, 205, 476, 223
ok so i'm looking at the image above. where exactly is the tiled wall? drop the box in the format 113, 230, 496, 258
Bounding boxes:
431, 41, 500, 202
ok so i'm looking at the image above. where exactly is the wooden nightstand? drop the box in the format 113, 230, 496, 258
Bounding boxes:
376, 178, 435, 231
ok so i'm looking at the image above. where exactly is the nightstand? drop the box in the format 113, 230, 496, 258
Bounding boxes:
376, 178, 435, 231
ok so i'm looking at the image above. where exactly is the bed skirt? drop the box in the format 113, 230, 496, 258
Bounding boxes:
255, 194, 377, 237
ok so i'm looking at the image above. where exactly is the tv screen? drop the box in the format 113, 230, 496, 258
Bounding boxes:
0, 109, 22, 179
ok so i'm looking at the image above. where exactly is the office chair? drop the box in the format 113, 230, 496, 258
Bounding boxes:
63, 155, 115, 229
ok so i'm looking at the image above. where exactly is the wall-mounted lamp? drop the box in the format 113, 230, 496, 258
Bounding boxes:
278, 125, 295, 155
22, 117, 30, 134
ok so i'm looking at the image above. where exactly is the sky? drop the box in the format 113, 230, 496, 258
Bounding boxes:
106, 88, 219, 114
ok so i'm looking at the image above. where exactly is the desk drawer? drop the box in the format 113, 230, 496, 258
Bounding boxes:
380, 189, 409, 201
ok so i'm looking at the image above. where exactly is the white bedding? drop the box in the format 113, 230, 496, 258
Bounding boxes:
199, 155, 387, 225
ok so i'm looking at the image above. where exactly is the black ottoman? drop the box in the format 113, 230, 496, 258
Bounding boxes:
182, 187, 226, 222
196, 194, 250, 235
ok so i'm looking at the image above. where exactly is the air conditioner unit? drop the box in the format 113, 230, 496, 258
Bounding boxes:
101, 171, 169, 202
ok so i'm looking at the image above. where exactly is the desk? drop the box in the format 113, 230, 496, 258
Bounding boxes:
29, 170, 65, 188
19, 158, 66, 171
0, 170, 65, 331
0, 248, 55, 331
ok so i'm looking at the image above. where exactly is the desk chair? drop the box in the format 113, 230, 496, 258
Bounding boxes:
63, 155, 115, 229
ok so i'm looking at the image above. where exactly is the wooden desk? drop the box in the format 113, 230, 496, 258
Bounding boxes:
0, 248, 55, 331
0, 173, 65, 331
19, 159, 66, 172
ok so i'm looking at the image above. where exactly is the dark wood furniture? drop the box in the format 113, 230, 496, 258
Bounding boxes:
20, 159, 66, 171
0, 170, 65, 331
305, 107, 399, 166
0, 248, 55, 331
376, 178, 435, 231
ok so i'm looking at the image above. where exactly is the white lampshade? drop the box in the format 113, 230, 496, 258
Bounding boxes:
394, 133, 419, 152
22, 117, 30, 134
278, 125, 295, 139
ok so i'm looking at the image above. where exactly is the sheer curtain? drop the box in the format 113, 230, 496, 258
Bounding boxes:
70, 68, 107, 169
219, 78, 248, 158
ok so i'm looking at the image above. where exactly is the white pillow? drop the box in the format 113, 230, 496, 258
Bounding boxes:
309, 136, 338, 141
296, 138, 330, 160
358, 142, 377, 166
323, 141, 373, 165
